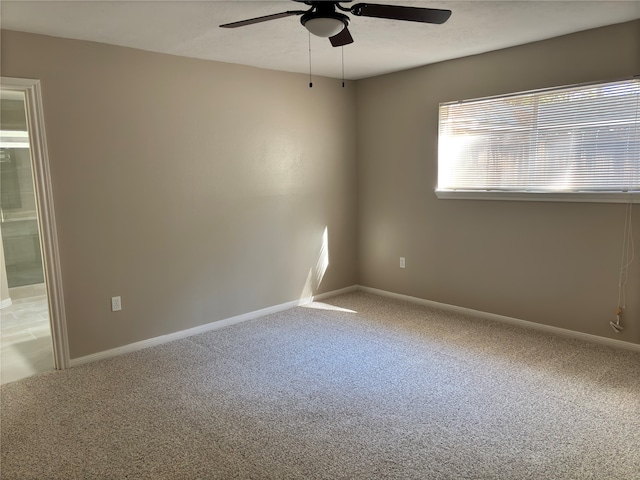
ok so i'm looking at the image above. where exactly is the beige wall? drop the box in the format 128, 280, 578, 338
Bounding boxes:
1, 30, 358, 358
357, 20, 640, 345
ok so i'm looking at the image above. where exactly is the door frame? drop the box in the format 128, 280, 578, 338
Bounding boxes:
2, 76, 69, 369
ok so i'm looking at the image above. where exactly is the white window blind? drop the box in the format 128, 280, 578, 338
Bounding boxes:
437, 78, 640, 201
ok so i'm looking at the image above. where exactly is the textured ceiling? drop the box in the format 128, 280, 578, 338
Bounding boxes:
1, 1, 639, 80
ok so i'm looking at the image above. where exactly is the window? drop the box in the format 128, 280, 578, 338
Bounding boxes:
436, 77, 640, 203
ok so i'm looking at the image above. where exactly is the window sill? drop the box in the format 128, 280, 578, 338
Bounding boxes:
434, 190, 640, 204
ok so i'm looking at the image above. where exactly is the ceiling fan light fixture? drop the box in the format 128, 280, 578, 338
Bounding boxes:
301, 13, 348, 38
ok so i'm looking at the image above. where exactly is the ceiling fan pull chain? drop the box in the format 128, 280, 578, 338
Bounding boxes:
308, 32, 313, 88
341, 46, 344, 87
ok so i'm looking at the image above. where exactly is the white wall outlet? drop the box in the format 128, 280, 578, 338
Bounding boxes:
111, 296, 122, 312
400, 257, 406, 269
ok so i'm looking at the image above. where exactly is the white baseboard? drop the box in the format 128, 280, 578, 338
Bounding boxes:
69, 285, 358, 368
358, 286, 640, 353
312, 285, 358, 301
68, 283, 638, 368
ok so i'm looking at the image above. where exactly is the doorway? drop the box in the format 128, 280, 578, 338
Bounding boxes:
0, 77, 68, 383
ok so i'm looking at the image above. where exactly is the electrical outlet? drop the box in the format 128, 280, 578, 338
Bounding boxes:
400, 257, 406, 269
111, 296, 122, 312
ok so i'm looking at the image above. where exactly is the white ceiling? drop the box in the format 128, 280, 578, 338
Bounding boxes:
1, 1, 639, 80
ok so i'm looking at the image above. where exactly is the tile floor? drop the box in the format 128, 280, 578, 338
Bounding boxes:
1, 293, 54, 385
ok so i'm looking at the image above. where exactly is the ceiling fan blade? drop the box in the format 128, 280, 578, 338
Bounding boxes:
350, 3, 452, 24
330, 27, 354, 47
220, 10, 306, 28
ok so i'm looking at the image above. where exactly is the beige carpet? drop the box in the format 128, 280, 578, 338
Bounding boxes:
2, 292, 639, 479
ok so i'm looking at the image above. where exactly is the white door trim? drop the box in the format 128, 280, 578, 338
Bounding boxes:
2, 76, 70, 369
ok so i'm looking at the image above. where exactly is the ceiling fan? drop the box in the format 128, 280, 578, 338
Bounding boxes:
220, 1, 452, 47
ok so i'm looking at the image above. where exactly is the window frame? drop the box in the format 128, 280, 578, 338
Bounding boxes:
435, 76, 640, 204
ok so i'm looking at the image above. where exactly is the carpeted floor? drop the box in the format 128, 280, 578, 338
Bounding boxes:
1, 291, 639, 479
